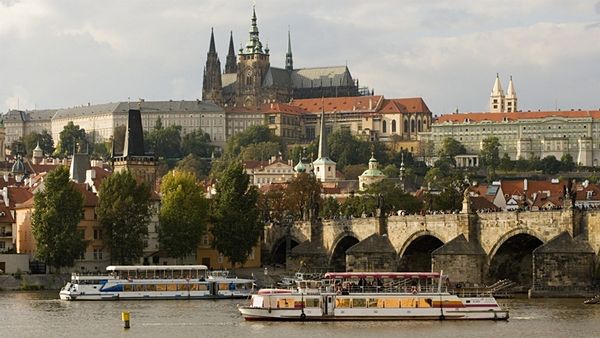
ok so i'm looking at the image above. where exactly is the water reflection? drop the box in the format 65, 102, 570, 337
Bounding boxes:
0, 293, 599, 338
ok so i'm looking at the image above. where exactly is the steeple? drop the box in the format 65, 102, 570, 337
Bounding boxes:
285, 29, 293, 71
225, 31, 237, 74
317, 108, 328, 159
242, 5, 265, 55
202, 27, 223, 103
489, 73, 505, 113
505, 75, 518, 112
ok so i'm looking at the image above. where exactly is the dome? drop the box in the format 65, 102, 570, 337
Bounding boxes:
11, 156, 25, 174
294, 157, 306, 173
360, 168, 385, 177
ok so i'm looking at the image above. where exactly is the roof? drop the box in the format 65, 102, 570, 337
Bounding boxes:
2, 109, 57, 122
291, 95, 383, 113
379, 98, 432, 114
261, 103, 306, 115
263, 67, 292, 88
435, 110, 600, 124
324, 272, 442, 280
470, 196, 500, 211
533, 231, 594, 254
0, 203, 14, 223
72, 183, 98, 207
7, 187, 33, 208
432, 234, 486, 255
291, 66, 353, 88
346, 234, 395, 254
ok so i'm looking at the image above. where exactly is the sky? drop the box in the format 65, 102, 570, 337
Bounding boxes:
1, 0, 600, 116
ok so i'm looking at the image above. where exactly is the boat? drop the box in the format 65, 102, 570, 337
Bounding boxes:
584, 295, 600, 304
238, 271, 509, 321
59, 265, 254, 301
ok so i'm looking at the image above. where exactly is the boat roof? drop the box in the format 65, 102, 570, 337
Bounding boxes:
324, 272, 442, 279
106, 265, 208, 271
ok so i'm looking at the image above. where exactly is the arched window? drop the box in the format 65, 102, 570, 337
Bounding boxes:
382, 120, 387, 133
411, 119, 415, 133
391, 120, 397, 133
404, 119, 409, 133
418, 119, 422, 132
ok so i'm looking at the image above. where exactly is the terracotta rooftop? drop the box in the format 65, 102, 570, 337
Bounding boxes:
379, 98, 431, 114
7, 187, 34, 208
290, 95, 384, 113
436, 110, 600, 124
0, 203, 14, 223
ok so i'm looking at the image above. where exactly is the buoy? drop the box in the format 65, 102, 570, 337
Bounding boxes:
122, 311, 131, 329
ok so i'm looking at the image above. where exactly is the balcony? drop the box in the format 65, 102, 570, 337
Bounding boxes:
0, 231, 13, 238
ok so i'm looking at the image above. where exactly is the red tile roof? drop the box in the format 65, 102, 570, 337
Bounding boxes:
0, 203, 14, 223
436, 110, 600, 123
379, 98, 431, 114
290, 95, 384, 113
8, 187, 34, 208
73, 183, 98, 207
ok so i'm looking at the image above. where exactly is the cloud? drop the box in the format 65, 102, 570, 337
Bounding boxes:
60, 24, 126, 52
0, 0, 52, 37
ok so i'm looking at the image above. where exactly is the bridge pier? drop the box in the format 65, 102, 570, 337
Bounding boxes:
432, 234, 487, 285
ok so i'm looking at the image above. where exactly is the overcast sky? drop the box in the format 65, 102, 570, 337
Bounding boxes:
2, 0, 600, 116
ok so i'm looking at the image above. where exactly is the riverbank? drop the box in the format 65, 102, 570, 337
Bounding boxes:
0, 274, 68, 291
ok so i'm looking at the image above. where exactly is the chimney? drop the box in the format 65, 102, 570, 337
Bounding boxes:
369, 98, 373, 110
524, 179, 528, 192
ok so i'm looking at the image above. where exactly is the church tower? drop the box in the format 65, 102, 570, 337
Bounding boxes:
225, 31, 237, 74
202, 28, 223, 104
505, 76, 518, 112
285, 29, 293, 71
236, 6, 271, 108
489, 73, 505, 113
312, 109, 336, 182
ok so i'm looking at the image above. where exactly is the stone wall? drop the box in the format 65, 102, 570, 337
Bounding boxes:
432, 254, 485, 286
347, 252, 396, 272
533, 252, 595, 293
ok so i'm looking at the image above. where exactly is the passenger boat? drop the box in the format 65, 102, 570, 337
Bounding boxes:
59, 265, 254, 301
238, 271, 509, 321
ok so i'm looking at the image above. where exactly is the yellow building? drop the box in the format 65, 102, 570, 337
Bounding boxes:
196, 227, 261, 270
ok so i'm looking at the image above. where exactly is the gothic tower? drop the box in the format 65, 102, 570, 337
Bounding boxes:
505, 76, 518, 112
236, 6, 271, 108
225, 31, 237, 74
285, 29, 293, 71
489, 73, 505, 113
202, 28, 223, 104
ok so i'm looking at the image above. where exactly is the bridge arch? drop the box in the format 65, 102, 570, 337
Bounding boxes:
487, 228, 545, 287
270, 236, 301, 266
397, 230, 445, 272
328, 232, 360, 272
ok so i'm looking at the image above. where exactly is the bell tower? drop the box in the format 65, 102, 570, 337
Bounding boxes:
236, 6, 270, 108
202, 28, 223, 104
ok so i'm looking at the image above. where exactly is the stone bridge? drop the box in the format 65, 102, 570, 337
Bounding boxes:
263, 207, 600, 295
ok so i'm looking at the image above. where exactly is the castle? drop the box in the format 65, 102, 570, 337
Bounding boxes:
202, 7, 364, 108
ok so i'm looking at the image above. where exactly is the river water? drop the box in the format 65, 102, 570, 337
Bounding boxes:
0, 292, 599, 338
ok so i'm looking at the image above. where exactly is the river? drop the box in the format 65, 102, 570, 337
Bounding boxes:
0, 292, 598, 338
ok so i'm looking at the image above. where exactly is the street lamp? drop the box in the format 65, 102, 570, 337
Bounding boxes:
284, 213, 294, 268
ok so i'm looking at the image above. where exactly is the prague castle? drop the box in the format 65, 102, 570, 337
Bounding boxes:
202, 7, 363, 108
427, 75, 600, 166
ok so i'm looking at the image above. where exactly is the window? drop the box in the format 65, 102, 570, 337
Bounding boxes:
391, 120, 396, 133
0, 241, 5, 249
93, 248, 103, 260
218, 253, 224, 264
93, 229, 102, 240
201, 235, 210, 246
382, 120, 387, 133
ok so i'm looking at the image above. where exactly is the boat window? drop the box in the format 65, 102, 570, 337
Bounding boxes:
219, 283, 229, 290
305, 298, 320, 308
368, 298, 378, 308
352, 299, 367, 308
277, 298, 295, 308
156, 284, 167, 292
401, 298, 416, 308
335, 298, 351, 308
124, 284, 133, 292
177, 284, 188, 291
166, 284, 177, 291
384, 298, 400, 308
146, 284, 156, 292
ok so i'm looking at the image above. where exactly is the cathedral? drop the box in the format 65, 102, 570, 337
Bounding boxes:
202, 7, 364, 108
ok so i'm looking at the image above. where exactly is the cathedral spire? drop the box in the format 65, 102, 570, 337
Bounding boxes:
489, 73, 505, 113
318, 105, 328, 159
209, 27, 217, 54
505, 75, 518, 112
285, 28, 293, 71
243, 5, 264, 55
225, 31, 237, 74
491, 73, 504, 96
506, 75, 516, 98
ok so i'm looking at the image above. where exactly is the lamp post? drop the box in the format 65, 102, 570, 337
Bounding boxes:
284, 213, 294, 269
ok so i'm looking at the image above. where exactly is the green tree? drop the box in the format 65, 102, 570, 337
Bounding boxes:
98, 171, 152, 264
284, 172, 322, 220
328, 129, 362, 168
258, 185, 287, 223
321, 197, 341, 219
226, 125, 279, 156
382, 164, 399, 178
438, 137, 466, 166
480, 136, 501, 179
56, 121, 87, 156
159, 170, 208, 261
211, 161, 262, 267
176, 154, 211, 179
31, 166, 86, 271
239, 141, 281, 161
146, 119, 182, 159
23, 130, 54, 157
540, 155, 562, 174
498, 153, 514, 172
10, 138, 26, 156
343, 164, 368, 180
181, 129, 213, 157
560, 153, 576, 172
364, 180, 421, 215
112, 125, 126, 154
289, 142, 318, 163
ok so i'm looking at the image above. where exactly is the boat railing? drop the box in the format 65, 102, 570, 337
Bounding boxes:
302, 284, 447, 295
450, 288, 495, 297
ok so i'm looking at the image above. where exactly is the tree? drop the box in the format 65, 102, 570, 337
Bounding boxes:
97, 171, 152, 264
176, 154, 211, 179
480, 136, 501, 179
159, 170, 208, 261
239, 141, 281, 161
498, 153, 514, 172
211, 161, 262, 267
540, 155, 562, 174
146, 119, 182, 159
23, 130, 54, 157
343, 164, 368, 180
112, 125, 126, 154
321, 197, 341, 219
284, 172, 322, 221
560, 153, 576, 172
31, 166, 86, 271
56, 121, 87, 156
438, 137, 466, 166
258, 185, 287, 223
226, 125, 279, 156
181, 129, 213, 157
364, 180, 421, 215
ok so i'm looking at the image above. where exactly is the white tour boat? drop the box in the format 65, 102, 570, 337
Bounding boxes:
238, 271, 509, 321
59, 265, 254, 301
